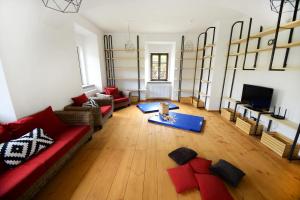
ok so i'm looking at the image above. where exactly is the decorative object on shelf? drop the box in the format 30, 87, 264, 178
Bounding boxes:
125, 24, 135, 50
268, 38, 275, 46
270, 0, 300, 13
271, 106, 287, 119
42, 0, 83, 13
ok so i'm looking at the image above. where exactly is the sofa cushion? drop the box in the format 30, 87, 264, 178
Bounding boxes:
82, 99, 99, 108
167, 164, 198, 193
114, 97, 129, 104
2, 117, 36, 139
105, 87, 121, 99
0, 125, 90, 200
31, 106, 67, 139
0, 128, 54, 168
100, 105, 112, 117
210, 159, 245, 187
3, 107, 67, 139
34, 125, 90, 168
168, 147, 198, 165
189, 157, 212, 174
0, 124, 11, 143
0, 155, 47, 200
72, 93, 89, 106
195, 174, 234, 200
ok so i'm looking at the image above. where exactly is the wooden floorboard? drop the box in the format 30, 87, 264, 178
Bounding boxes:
34, 103, 300, 200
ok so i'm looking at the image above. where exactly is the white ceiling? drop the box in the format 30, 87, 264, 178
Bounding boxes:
79, 0, 279, 33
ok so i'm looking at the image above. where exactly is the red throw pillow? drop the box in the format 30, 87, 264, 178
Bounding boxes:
2, 116, 37, 139
0, 124, 11, 143
189, 157, 212, 174
72, 93, 88, 106
167, 164, 198, 193
195, 174, 234, 200
31, 106, 67, 138
105, 87, 120, 99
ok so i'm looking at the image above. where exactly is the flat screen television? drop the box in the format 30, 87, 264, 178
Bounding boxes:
241, 84, 273, 111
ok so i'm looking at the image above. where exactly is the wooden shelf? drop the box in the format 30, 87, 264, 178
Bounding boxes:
176, 89, 193, 92
110, 78, 145, 81
201, 80, 211, 83
226, 67, 243, 70
127, 88, 146, 92
106, 57, 144, 60
104, 48, 144, 52
177, 44, 215, 52
115, 67, 144, 70
262, 114, 298, 130
231, 19, 300, 44
223, 96, 239, 103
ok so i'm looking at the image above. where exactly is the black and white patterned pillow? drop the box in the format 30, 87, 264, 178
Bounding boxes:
0, 128, 54, 168
82, 99, 99, 108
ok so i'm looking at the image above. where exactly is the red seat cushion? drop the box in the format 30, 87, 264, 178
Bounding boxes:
72, 93, 89, 106
100, 105, 112, 117
33, 125, 90, 167
189, 157, 212, 174
0, 125, 90, 200
195, 174, 234, 200
114, 97, 129, 104
0, 155, 47, 200
105, 87, 121, 99
167, 164, 198, 193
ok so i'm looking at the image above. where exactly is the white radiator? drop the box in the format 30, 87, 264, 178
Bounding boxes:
146, 82, 172, 99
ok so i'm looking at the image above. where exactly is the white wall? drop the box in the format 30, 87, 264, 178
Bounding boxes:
0, 59, 16, 122
0, 0, 105, 119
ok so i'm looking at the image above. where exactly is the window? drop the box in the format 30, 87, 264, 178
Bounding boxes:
76, 46, 89, 86
151, 53, 168, 81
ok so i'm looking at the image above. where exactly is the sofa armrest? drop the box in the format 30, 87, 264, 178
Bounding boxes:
64, 105, 92, 112
55, 111, 94, 128
92, 98, 113, 107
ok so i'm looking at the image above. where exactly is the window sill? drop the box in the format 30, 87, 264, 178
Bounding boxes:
147, 81, 171, 84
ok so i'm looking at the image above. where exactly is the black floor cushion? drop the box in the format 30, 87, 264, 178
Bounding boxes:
168, 147, 198, 165
210, 159, 245, 187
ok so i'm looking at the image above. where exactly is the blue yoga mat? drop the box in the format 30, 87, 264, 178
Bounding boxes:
148, 112, 205, 132
137, 102, 179, 113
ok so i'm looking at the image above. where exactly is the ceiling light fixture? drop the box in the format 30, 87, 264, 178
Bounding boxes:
270, 0, 299, 13
42, 0, 83, 13
125, 23, 135, 50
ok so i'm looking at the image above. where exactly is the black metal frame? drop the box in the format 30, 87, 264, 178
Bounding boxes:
269, 0, 300, 70
137, 35, 141, 101
178, 36, 185, 102
108, 35, 115, 86
104, 35, 111, 86
203, 27, 216, 107
192, 32, 207, 107
150, 53, 169, 81
219, 21, 244, 111
243, 18, 256, 71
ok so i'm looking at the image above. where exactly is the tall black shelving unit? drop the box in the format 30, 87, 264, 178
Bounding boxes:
104, 35, 142, 101
178, 36, 185, 102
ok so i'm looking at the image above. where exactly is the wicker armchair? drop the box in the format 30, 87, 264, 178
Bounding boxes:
64, 97, 113, 128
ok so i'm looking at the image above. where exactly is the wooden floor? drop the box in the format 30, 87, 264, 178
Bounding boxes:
35, 103, 300, 200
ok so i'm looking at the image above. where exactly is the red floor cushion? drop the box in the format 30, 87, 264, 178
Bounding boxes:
0, 155, 47, 200
189, 157, 212, 174
195, 174, 234, 200
72, 93, 89, 106
114, 97, 129, 104
167, 164, 198, 193
100, 105, 112, 117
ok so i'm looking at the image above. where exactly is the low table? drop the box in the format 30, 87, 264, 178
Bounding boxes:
137, 102, 179, 113
148, 112, 205, 133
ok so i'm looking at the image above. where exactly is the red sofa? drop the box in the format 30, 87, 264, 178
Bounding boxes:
102, 87, 131, 110
0, 107, 93, 200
